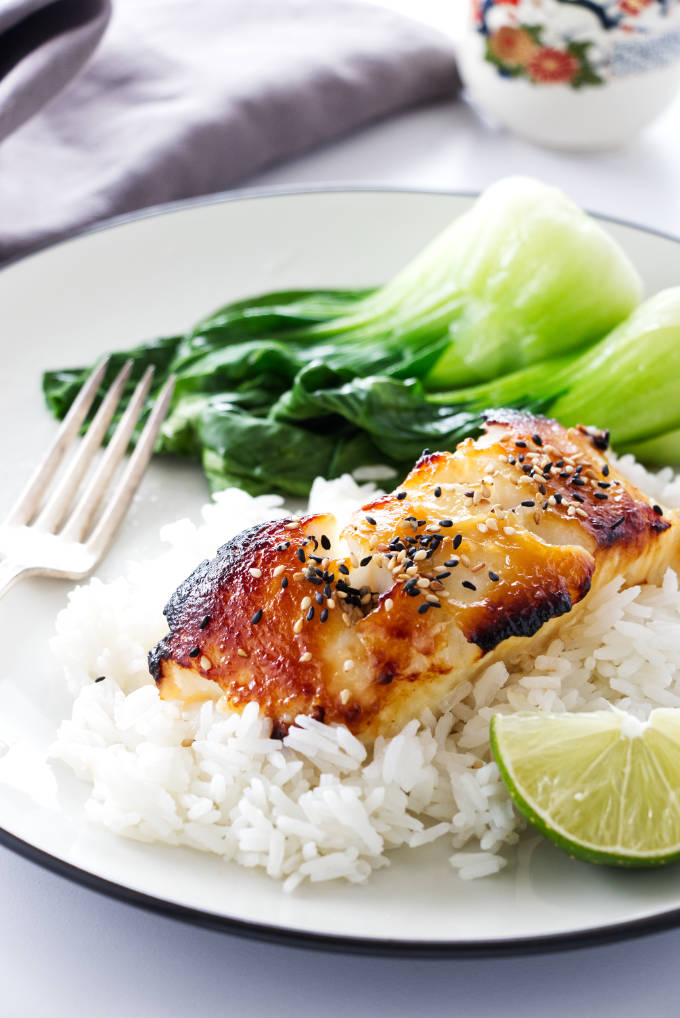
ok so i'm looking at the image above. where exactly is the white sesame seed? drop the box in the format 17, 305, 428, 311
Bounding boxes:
249, 567, 262, 579
486, 517, 498, 532
460, 554, 471, 567
299, 652, 312, 663
471, 562, 485, 573
237, 648, 248, 658
326, 598, 336, 609
414, 549, 427, 561
503, 526, 516, 536
417, 577, 430, 588
200, 655, 212, 671
300, 596, 312, 610
477, 523, 488, 534
343, 660, 354, 672
406, 565, 419, 576
293, 618, 304, 634
339, 688, 351, 704
272, 564, 285, 577
385, 598, 394, 612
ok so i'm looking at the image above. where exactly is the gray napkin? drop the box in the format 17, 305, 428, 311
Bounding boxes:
0, 0, 460, 264
0, 0, 110, 142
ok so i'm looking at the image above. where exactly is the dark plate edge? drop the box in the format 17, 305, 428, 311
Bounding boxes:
2, 184, 680, 958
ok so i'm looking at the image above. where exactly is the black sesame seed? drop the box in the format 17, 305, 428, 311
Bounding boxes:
189, 646, 200, 658
555, 460, 565, 468
434, 486, 442, 498
488, 570, 500, 582
315, 592, 325, 605
403, 577, 419, 591
276, 542, 290, 552
538, 484, 546, 495
464, 491, 474, 498
532, 433, 543, 447
365, 515, 377, 526
309, 555, 324, 564
296, 548, 306, 563
94, 676, 106, 683
320, 609, 329, 623
453, 534, 463, 550
462, 580, 477, 591
339, 563, 350, 575
397, 491, 407, 500
323, 583, 332, 598
542, 501, 549, 511
199, 614, 211, 630
440, 519, 453, 528
417, 520, 427, 528
594, 492, 609, 500
518, 454, 525, 463
360, 556, 372, 567
306, 606, 315, 621
554, 493, 563, 504
602, 464, 610, 477
281, 576, 288, 589
507, 456, 516, 465
515, 440, 527, 448
435, 571, 451, 580
522, 465, 532, 475
653, 504, 664, 516
444, 559, 459, 568
612, 515, 625, 529
572, 493, 585, 503
417, 602, 431, 614
520, 500, 535, 508
598, 482, 611, 489
305, 572, 324, 586
251, 610, 263, 625
320, 534, 331, 550
406, 586, 421, 597
571, 476, 585, 487
559, 471, 569, 479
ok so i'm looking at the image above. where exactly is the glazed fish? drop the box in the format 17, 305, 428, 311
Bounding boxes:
149, 411, 680, 741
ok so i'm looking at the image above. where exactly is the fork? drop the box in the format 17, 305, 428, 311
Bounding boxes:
0, 358, 175, 598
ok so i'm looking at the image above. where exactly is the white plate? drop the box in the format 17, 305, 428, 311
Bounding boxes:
2, 189, 680, 956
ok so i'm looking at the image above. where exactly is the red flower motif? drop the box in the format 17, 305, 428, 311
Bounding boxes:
527, 46, 580, 83
619, 0, 654, 14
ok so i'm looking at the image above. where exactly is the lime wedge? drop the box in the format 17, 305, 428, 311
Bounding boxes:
490, 709, 680, 867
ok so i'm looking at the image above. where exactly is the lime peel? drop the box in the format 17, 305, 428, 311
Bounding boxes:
490, 708, 680, 868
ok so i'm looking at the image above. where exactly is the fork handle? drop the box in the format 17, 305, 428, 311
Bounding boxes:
0, 561, 31, 599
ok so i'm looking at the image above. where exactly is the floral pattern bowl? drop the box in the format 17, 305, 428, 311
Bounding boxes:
460, 0, 680, 149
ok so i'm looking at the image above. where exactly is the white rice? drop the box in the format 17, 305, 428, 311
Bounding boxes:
49, 458, 680, 888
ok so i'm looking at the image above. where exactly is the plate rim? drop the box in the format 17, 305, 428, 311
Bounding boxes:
3, 184, 680, 958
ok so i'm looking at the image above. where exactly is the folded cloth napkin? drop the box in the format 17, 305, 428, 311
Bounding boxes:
0, 0, 460, 264
0, 0, 110, 142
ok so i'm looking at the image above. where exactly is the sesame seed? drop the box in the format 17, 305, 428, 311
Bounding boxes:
189, 646, 200, 658
360, 555, 372, 566
320, 608, 329, 623
444, 558, 459, 568
284, 522, 298, 531
301, 596, 312, 610
199, 615, 211, 630
365, 515, 377, 526
315, 592, 325, 606
602, 464, 610, 477
440, 519, 454, 528
293, 618, 304, 634
320, 534, 331, 550
237, 648, 249, 658
200, 656, 212, 671
306, 606, 315, 621
594, 492, 608, 501
515, 440, 527, 448
397, 491, 407, 500
417, 602, 431, 614
273, 564, 285, 577
293, 571, 304, 580
300, 651, 312, 663
434, 486, 442, 498
385, 598, 394, 612
462, 580, 477, 591
489, 570, 500, 582
281, 576, 289, 589
435, 570, 451, 580
249, 567, 262, 579
653, 504, 664, 516
453, 534, 463, 550
251, 609, 263, 624
554, 493, 563, 504
326, 598, 336, 609
343, 660, 354, 672
532, 433, 543, 446
339, 688, 351, 704
503, 526, 516, 536
477, 523, 488, 534
339, 563, 350, 575
471, 562, 485, 573
612, 515, 625, 529
417, 577, 430, 588
414, 549, 427, 561
571, 476, 585, 487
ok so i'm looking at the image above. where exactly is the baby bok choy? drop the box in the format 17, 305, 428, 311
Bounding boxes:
44, 177, 667, 497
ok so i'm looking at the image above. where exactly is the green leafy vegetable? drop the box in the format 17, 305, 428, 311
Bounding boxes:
43, 178, 678, 498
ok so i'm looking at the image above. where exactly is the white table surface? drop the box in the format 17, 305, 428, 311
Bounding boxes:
3, 4, 680, 1016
